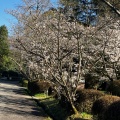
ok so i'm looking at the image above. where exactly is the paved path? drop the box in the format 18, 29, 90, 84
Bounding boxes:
0, 79, 48, 120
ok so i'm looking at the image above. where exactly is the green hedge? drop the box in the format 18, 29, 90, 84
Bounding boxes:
92, 95, 120, 120
75, 89, 104, 113
106, 80, 120, 96
28, 80, 52, 95
104, 100, 120, 120
84, 73, 99, 89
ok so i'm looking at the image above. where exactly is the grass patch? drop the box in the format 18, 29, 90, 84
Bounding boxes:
34, 93, 69, 120
80, 112, 93, 119
40, 98, 69, 120
68, 113, 93, 120
44, 117, 52, 120
34, 93, 50, 99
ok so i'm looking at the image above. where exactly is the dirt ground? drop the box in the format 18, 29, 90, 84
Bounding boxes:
0, 79, 49, 120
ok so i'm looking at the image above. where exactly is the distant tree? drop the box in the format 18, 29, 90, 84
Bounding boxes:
60, 0, 98, 25
59, 0, 120, 25
93, 0, 120, 16
0, 25, 10, 71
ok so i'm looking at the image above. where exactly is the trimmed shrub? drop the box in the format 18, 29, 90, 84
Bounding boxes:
1, 71, 9, 78
75, 89, 104, 113
1, 70, 21, 80
28, 80, 53, 95
92, 95, 120, 120
104, 100, 120, 120
106, 80, 120, 96
97, 80, 108, 91
84, 73, 99, 89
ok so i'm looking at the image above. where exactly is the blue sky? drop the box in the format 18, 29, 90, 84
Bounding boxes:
0, 0, 22, 34
0, 0, 57, 35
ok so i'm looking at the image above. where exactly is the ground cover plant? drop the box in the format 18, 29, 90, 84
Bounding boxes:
67, 112, 93, 120
35, 94, 69, 120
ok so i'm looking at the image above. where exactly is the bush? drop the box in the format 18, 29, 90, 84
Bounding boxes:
28, 80, 53, 95
8, 70, 20, 80
1, 70, 21, 81
92, 95, 120, 120
1, 70, 8, 78
104, 100, 120, 120
106, 80, 120, 96
97, 80, 108, 91
84, 73, 99, 89
75, 89, 104, 113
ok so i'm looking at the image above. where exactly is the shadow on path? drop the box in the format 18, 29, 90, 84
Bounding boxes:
0, 79, 48, 120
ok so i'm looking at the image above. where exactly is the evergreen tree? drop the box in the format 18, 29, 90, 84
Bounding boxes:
93, 0, 120, 16
60, 0, 120, 25
0, 25, 10, 71
60, 0, 98, 25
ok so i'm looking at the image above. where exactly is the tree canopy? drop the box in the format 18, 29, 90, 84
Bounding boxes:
60, 0, 120, 25
0, 25, 10, 71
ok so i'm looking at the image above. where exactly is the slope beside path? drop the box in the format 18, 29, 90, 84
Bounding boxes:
0, 79, 48, 120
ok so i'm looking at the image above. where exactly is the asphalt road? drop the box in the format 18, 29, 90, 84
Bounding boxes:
0, 79, 48, 120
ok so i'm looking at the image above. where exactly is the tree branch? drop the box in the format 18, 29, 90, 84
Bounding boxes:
102, 0, 120, 16
16, 39, 45, 59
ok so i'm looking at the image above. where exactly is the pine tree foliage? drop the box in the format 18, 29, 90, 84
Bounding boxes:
60, 0, 120, 25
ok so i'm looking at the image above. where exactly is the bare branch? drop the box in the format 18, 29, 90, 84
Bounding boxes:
102, 0, 120, 16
